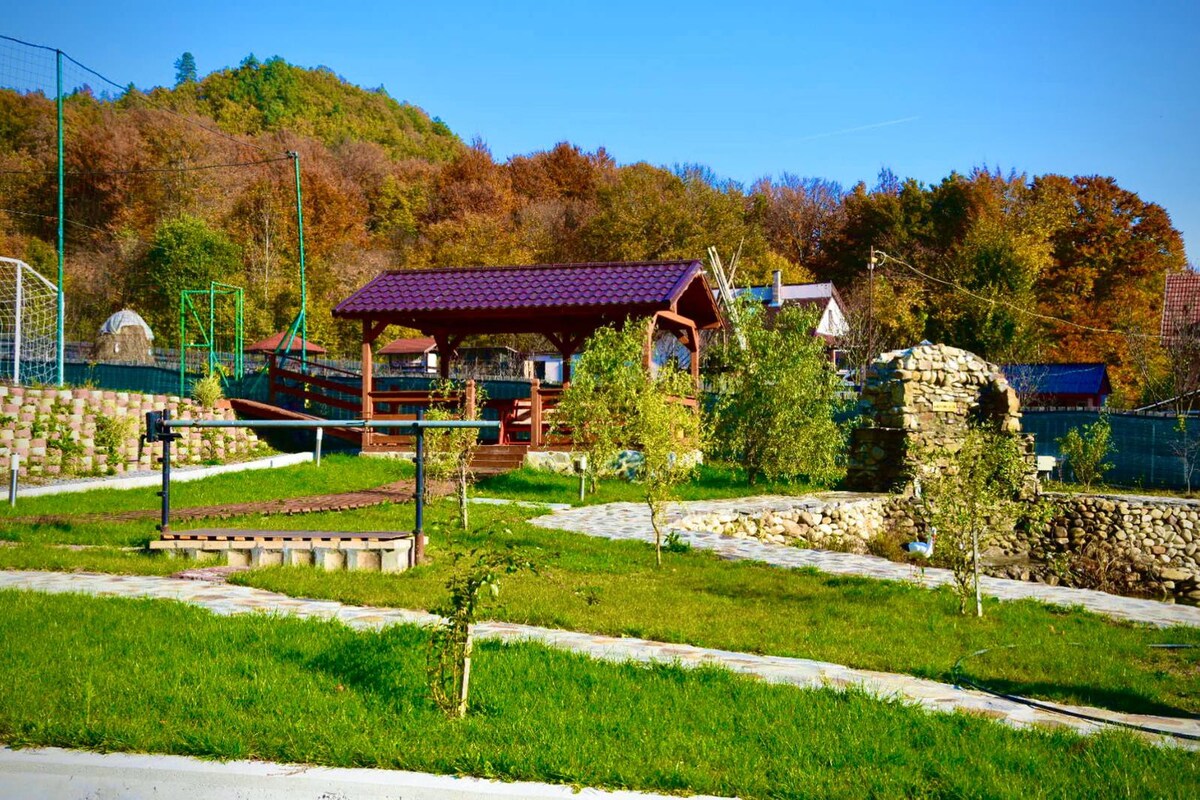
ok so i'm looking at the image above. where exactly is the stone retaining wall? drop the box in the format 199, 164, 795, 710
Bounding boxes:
677, 491, 1200, 602
1025, 493, 1200, 601
676, 495, 894, 553
0, 384, 261, 482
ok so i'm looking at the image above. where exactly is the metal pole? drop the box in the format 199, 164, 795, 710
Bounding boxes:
158, 410, 172, 533
291, 152, 307, 374
314, 426, 323, 467
414, 409, 425, 564
207, 283, 216, 377
8, 454, 18, 507
13, 261, 21, 383
55, 49, 64, 386
179, 294, 186, 397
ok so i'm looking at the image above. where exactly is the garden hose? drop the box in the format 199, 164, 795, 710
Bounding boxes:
951, 643, 1200, 743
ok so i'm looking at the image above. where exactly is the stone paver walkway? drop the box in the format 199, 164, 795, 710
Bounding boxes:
530, 496, 1200, 629
0, 570, 1196, 747
8, 479, 451, 527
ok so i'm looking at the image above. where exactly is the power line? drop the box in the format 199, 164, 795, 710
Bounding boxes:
1, 33, 275, 156
0, 206, 155, 246
0, 155, 291, 177
874, 250, 1163, 341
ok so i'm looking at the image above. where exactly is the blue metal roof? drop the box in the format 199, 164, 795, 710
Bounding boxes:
1002, 363, 1111, 396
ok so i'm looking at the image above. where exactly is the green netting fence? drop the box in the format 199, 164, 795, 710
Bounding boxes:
1022, 410, 1200, 491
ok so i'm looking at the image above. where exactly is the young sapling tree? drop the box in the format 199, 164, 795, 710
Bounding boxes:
426, 547, 534, 718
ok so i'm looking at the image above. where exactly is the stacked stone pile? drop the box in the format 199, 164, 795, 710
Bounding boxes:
847, 343, 1035, 491
0, 385, 260, 482
676, 497, 893, 553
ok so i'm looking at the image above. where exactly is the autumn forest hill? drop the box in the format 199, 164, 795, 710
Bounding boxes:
0, 54, 1189, 404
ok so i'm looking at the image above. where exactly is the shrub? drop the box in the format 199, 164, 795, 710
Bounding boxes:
191, 373, 224, 408
1056, 416, 1114, 490
918, 427, 1028, 616
94, 413, 135, 474
710, 298, 846, 485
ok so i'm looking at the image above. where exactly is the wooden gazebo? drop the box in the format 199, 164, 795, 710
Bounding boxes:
332, 260, 723, 450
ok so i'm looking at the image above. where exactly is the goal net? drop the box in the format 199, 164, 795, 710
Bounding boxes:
0, 257, 58, 386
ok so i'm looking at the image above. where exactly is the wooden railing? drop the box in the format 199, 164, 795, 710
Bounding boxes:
268, 357, 361, 417
363, 381, 477, 450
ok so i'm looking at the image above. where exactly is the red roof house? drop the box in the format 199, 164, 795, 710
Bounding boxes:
1162, 272, 1200, 342
246, 330, 327, 354
377, 336, 438, 373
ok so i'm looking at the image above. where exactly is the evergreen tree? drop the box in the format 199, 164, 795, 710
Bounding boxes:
173, 52, 197, 86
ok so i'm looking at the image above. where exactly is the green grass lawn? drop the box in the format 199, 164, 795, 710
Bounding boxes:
3, 460, 1198, 719
0, 454, 411, 529
0, 591, 1193, 799
8, 495, 1190, 718
475, 463, 825, 506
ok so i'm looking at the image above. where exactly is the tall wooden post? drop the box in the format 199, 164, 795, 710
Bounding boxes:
465, 379, 477, 419
689, 333, 700, 389
530, 378, 542, 449
361, 320, 374, 450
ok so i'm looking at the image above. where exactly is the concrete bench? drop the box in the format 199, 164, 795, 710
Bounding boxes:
148, 529, 417, 573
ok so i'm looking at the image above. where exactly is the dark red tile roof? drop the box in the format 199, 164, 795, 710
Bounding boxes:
334, 260, 706, 317
1162, 273, 1200, 340
246, 330, 327, 354
378, 336, 437, 355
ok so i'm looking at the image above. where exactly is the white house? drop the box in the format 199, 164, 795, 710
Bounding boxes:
732, 271, 849, 342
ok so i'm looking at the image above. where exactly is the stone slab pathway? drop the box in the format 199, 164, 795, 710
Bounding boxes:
0, 570, 1196, 748
530, 496, 1200, 629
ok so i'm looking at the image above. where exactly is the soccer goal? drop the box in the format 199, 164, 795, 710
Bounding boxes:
0, 257, 58, 386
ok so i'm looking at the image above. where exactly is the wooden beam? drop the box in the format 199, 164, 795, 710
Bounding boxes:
361, 320, 375, 448
365, 320, 390, 344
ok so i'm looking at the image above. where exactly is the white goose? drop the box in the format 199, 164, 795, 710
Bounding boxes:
904, 528, 937, 558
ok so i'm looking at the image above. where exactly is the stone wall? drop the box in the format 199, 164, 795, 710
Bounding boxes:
676, 495, 894, 552
0, 384, 261, 482
847, 343, 1034, 491
677, 490, 1200, 602
1022, 493, 1200, 601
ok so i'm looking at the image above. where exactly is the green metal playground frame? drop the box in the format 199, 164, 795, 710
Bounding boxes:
179, 282, 245, 396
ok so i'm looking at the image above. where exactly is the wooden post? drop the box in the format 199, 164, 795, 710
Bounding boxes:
362, 320, 374, 450
530, 378, 542, 449
644, 316, 657, 372
465, 379, 477, 420
267, 352, 277, 405
689, 331, 701, 390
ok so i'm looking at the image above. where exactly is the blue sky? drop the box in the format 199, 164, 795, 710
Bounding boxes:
5, 1, 1198, 262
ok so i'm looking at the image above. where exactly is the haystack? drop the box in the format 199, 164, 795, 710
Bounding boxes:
93, 308, 155, 364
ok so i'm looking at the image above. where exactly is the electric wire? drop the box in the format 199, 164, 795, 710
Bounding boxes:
0, 155, 292, 177
0, 33, 277, 156
873, 250, 1164, 341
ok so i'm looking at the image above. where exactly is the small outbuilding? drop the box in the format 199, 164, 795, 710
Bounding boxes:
93, 308, 155, 364
246, 331, 328, 356
1001, 363, 1112, 409
378, 336, 438, 373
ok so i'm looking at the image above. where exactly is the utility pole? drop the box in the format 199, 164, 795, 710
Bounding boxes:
289, 150, 307, 373
55, 49, 64, 386
864, 247, 877, 386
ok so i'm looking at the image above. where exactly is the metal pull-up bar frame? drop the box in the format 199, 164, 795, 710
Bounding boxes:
142, 410, 498, 564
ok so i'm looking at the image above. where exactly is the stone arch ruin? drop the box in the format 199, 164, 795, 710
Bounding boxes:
846, 343, 1034, 491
